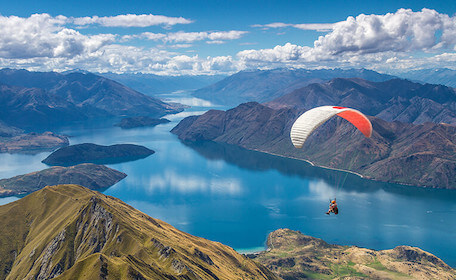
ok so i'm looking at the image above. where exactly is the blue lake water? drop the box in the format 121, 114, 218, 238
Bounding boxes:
1, 93, 456, 266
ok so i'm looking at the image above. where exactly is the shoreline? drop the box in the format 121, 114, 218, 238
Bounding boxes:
236, 145, 452, 190
252, 148, 366, 178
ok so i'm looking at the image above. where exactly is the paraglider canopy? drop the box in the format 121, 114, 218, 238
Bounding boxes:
290, 106, 372, 148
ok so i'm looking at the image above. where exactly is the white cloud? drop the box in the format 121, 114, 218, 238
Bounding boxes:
166, 31, 208, 42
0, 14, 115, 58
293, 23, 335, 31
238, 9, 456, 71
252, 22, 335, 32
313, 8, 453, 55
72, 14, 193, 27
207, 30, 247, 40
167, 44, 194, 49
0, 13, 242, 75
238, 43, 312, 62
128, 32, 167, 41
123, 30, 247, 43
0, 43, 241, 75
2, 9, 456, 75
206, 40, 225, 44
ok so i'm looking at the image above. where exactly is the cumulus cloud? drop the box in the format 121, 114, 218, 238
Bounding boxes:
313, 8, 454, 55
237, 43, 313, 65
252, 22, 335, 32
0, 13, 243, 74
124, 30, 247, 43
0, 14, 115, 59
239, 9, 456, 70
72, 14, 192, 27
0, 43, 241, 75
3, 9, 456, 75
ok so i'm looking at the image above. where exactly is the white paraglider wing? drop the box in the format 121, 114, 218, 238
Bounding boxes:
290, 106, 372, 149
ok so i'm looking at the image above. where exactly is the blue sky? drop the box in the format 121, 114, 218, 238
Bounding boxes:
1, 0, 456, 74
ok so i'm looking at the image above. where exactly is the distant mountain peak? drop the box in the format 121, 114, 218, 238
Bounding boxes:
61, 68, 92, 75
192, 68, 397, 106
0, 69, 183, 129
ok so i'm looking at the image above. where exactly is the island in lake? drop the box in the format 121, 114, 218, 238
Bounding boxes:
115, 116, 170, 129
0, 163, 126, 197
42, 143, 155, 166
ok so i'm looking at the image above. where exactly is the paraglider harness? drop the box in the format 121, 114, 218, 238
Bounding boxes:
327, 198, 338, 215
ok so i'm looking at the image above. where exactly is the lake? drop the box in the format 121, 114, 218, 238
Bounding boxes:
1, 92, 456, 266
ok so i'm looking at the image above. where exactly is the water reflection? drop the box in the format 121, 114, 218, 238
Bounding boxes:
157, 92, 220, 108
181, 140, 456, 202
0, 152, 49, 178
138, 169, 242, 196
0, 196, 19, 206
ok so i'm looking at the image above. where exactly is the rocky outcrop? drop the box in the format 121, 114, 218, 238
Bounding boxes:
115, 117, 170, 129
0, 163, 126, 196
172, 102, 456, 188
252, 228, 456, 280
42, 143, 154, 166
0, 184, 278, 280
36, 229, 67, 280
0, 131, 69, 153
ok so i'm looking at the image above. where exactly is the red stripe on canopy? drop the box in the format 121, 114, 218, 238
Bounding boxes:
336, 110, 372, 138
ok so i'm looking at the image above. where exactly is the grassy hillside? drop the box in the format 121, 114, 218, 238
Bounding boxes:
0, 184, 277, 280
252, 229, 456, 280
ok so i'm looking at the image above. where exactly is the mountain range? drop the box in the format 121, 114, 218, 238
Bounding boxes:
100, 72, 225, 95
397, 68, 456, 88
0, 184, 277, 280
267, 77, 456, 125
0, 69, 183, 129
172, 102, 456, 188
192, 68, 396, 106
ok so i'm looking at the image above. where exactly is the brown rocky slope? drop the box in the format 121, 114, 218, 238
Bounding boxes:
171, 102, 456, 188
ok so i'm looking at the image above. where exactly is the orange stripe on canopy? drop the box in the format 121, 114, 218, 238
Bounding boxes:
336, 110, 372, 138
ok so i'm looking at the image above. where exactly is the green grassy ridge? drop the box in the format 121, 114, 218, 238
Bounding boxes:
0, 185, 278, 280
